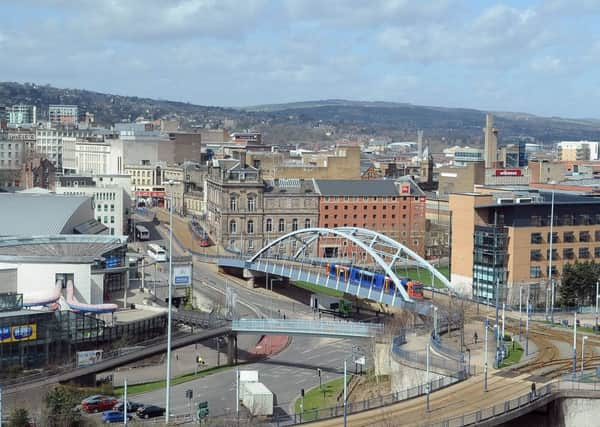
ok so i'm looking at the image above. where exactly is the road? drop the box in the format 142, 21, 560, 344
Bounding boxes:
129, 213, 371, 418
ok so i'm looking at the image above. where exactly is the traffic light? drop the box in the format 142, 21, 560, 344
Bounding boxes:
197, 401, 209, 419
317, 368, 322, 377
301, 388, 305, 397
185, 389, 193, 400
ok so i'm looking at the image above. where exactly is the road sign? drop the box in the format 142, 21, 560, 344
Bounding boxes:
355, 356, 366, 366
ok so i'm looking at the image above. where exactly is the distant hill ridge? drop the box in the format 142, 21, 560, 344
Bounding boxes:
1, 82, 599, 143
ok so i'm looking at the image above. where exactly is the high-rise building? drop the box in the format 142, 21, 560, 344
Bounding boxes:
48, 104, 79, 126
450, 186, 600, 304
483, 113, 498, 168
557, 141, 599, 161
6, 104, 37, 127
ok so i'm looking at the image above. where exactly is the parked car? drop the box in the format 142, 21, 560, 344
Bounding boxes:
101, 411, 133, 423
81, 395, 118, 413
113, 400, 142, 412
137, 405, 165, 419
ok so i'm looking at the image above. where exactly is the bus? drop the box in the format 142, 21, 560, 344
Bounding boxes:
135, 225, 150, 241
147, 243, 167, 262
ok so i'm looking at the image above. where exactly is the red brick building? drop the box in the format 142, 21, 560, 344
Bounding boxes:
313, 177, 426, 258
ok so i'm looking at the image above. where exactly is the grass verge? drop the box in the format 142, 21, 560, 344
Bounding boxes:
395, 266, 450, 289
294, 377, 348, 422
113, 365, 234, 396
292, 281, 345, 298
499, 341, 524, 368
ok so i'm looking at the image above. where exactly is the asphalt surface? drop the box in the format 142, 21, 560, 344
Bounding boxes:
124, 213, 371, 419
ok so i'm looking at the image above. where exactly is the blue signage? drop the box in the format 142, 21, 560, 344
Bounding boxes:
175, 276, 190, 284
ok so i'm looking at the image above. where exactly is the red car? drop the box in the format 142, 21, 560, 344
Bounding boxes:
81, 395, 117, 413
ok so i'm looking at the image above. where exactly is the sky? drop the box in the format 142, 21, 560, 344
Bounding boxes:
1, 0, 600, 118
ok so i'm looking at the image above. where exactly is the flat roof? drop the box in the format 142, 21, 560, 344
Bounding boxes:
314, 179, 399, 196
0, 235, 127, 263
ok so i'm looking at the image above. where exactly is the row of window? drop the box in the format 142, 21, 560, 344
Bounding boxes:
230, 195, 257, 212
96, 192, 116, 201
0, 143, 20, 150
530, 247, 600, 261
530, 266, 558, 278
322, 196, 419, 202
324, 205, 408, 211
531, 231, 597, 244
324, 213, 408, 220
96, 204, 115, 212
0, 159, 18, 166
97, 216, 116, 224
229, 218, 312, 234
322, 223, 411, 230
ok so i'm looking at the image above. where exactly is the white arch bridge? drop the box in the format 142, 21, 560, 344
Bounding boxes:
219, 227, 452, 315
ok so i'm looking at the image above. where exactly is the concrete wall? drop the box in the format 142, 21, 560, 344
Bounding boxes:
0, 261, 94, 304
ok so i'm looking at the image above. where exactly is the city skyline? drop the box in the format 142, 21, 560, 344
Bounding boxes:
1, 1, 600, 118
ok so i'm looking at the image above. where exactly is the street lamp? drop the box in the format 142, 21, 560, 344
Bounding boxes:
596, 279, 599, 328
433, 306, 438, 340
483, 318, 489, 392
549, 184, 556, 324
581, 335, 589, 375
572, 312, 577, 379
426, 341, 431, 412
165, 180, 175, 423
343, 359, 348, 427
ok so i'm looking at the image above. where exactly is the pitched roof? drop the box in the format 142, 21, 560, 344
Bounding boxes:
0, 193, 93, 236
313, 179, 399, 196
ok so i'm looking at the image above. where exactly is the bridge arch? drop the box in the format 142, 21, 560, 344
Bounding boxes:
249, 227, 451, 303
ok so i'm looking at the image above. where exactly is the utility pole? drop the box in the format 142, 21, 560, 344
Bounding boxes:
495, 278, 500, 368
501, 303, 505, 342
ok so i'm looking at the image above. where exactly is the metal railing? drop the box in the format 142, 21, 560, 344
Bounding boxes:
232, 319, 383, 338
391, 335, 465, 376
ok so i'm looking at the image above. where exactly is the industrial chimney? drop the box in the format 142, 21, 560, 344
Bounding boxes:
483, 113, 498, 168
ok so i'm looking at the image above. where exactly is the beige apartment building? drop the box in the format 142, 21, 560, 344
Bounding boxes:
450, 187, 600, 304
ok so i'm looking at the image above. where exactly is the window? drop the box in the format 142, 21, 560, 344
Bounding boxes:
563, 232, 575, 243
247, 196, 256, 212
229, 220, 237, 234
579, 247, 590, 259
563, 248, 575, 259
547, 232, 558, 243
547, 249, 559, 260
103, 216, 108, 223
279, 219, 285, 232
104, 205, 108, 212
530, 233, 542, 244
110, 228, 115, 235
247, 220, 254, 234
248, 240, 254, 249
304, 218, 311, 228
596, 230, 600, 242
580, 231, 590, 242
292, 218, 298, 231
324, 214, 329, 219
530, 266, 541, 278
230, 195, 238, 211
110, 204, 115, 212
530, 250, 542, 261
110, 216, 115, 224
595, 247, 600, 258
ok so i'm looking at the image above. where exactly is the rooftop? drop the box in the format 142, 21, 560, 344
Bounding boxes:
0, 235, 127, 263
0, 193, 94, 236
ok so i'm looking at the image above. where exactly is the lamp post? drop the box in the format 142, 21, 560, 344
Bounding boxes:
572, 312, 577, 380
165, 180, 174, 423
343, 359, 348, 427
466, 348, 471, 377
124, 378, 128, 426
519, 284, 523, 341
596, 279, 600, 328
426, 341, 431, 412
549, 186, 555, 324
484, 318, 489, 392
581, 335, 589, 375
526, 285, 530, 356
433, 306, 438, 340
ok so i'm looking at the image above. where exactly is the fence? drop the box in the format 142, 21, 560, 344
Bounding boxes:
270, 367, 467, 426
392, 334, 465, 376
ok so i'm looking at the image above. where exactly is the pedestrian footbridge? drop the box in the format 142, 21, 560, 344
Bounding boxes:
232, 319, 383, 338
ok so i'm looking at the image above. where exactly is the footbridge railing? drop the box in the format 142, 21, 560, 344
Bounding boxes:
232, 319, 383, 338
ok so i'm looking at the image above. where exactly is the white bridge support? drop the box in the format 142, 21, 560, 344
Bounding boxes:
247, 227, 453, 305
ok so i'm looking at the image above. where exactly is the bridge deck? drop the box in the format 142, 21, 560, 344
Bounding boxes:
219, 258, 433, 315
232, 319, 383, 338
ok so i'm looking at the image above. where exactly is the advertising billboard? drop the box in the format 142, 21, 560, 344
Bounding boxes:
0, 324, 37, 343
494, 169, 522, 177
172, 264, 192, 286
76, 350, 104, 367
